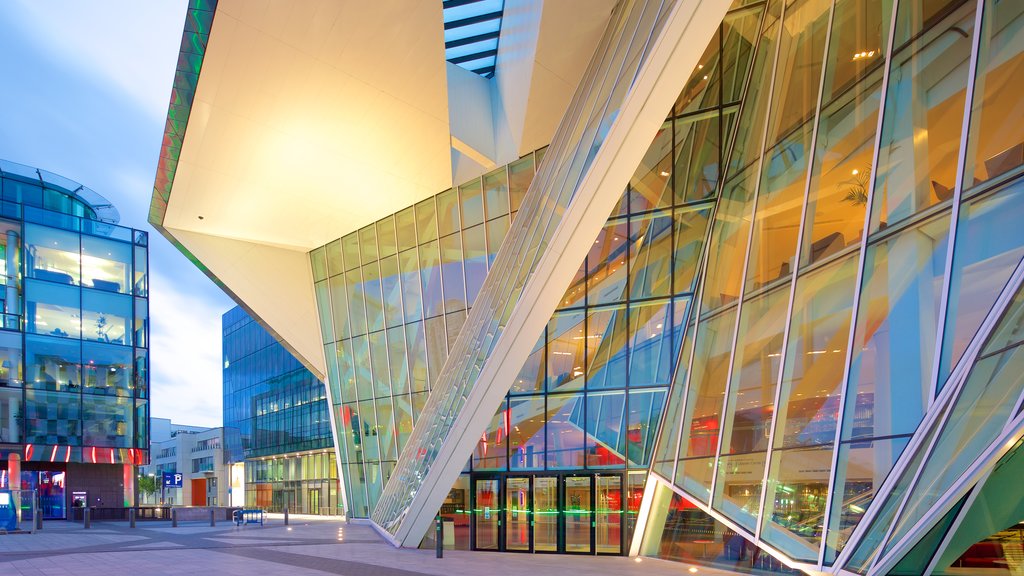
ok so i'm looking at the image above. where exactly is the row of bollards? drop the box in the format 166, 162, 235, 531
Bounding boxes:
78, 508, 296, 530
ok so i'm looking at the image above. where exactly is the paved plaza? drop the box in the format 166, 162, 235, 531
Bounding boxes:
0, 515, 739, 576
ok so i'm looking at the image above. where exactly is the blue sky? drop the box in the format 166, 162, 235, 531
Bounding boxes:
0, 1, 232, 427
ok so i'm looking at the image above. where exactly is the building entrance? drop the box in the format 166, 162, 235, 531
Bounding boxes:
471, 473, 623, 555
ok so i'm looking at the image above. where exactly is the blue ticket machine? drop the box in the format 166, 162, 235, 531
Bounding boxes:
0, 490, 17, 531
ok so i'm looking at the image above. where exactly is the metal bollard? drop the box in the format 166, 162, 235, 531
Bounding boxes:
129, 508, 136, 528
435, 515, 443, 559
210, 509, 216, 527
84, 507, 91, 529
34, 495, 41, 531
283, 507, 289, 526
172, 508, 178, 528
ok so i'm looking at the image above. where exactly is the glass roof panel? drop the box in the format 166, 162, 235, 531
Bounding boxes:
443, 0, 505, 78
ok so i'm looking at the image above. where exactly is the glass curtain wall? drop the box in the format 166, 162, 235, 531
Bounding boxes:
222, 306, 338, 513
0, 163, 149, 466
309, 0, 755, 524
646, 0, 1024, 571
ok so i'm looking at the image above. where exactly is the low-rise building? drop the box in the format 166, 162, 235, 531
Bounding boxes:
140, 423, 229, 507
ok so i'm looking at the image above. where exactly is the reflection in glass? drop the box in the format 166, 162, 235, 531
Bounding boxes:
81, 235, 131, 293
415, 197, 437, 243
871, 3, 974, 232
884, 340, 1024, 558
702, 168, 756, 312
644, 482, 796, 573
436, 188, 460, 237
721, 288, 788, 455
511, 333, 545, 395
564, 476, 593, 553
629, 299, 677, 389
675, 27, 721, 115
939, 180, 1024, 386
26, 334, 80, 392
473, 399, 507, 470
587, 220, 630, 305
675, 457, 716, 503
506, 476, 530, 551
674, 113, 723, 203
362, 262, 384, 333
627, 388, 667, 467
801, 74, 883, 268
775, 256, 858, 448
346, 269, 367, 337
630, 211, 673, 299
730, 8, 780, 174
508, 154, 534, 213
745, 123, 813, 292
679, 310, 737, 461
764, 0, 830, 147
963, 0, 1024, 188
820, 0, 892, 103
509, 395, 544, 470
26, 224, 80, 285
845, 214, 950, 440
377, 216, 398, 259
586, 305, 628, 390
629, 122, 672, 213
586, 390, 626, 467
761, 445, 833, 561
824, 436, 910, 561
26, 279, 80, 339
439, 233, 466, 313
399, 249, 422, 323
673, 205, 712, 294
379, 255, 403, 328
596, 475, 622, 553
548, 311, 585, 392
82, 395, 132, 447
24, 389, 81, 445
83, 289, 131, 346
547, 394, 585, 469
463, 224, 487, 305
396, 207, 417, 252
534, 476, 558, 551
460, 179, 484, 229
329, 274, 349, 340
82, 342, 132, 397
419, 240, 443, 319
483, 168, 509, 221
358, 224, 377, 266
713, 451, 765, 533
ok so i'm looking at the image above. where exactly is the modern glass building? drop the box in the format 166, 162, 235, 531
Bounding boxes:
222, 305, 340, 514
153, 0, 1024, 573
0, 159, 150, 519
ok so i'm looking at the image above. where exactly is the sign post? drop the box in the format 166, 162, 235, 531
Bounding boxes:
162, 472, 182, 507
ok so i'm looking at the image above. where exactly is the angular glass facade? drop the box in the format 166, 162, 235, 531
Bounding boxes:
306, 0, 1024, 571
0, 160, 149, 515
158, 0, 1024, 570
639, 0, 1024, 573
311, 0, 749, 539
222, 305, 339, 514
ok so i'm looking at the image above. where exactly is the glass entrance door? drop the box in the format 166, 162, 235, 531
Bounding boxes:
474, 478, 501, 550
595, 475, 622, 554
564, 475, 593, 553
505, 477, 531, 551
533, 476, 559, 552
471, 473, 624, 554
308, 488, 320, 515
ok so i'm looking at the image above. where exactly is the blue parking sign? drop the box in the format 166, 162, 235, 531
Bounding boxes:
162, 472, 183, 488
